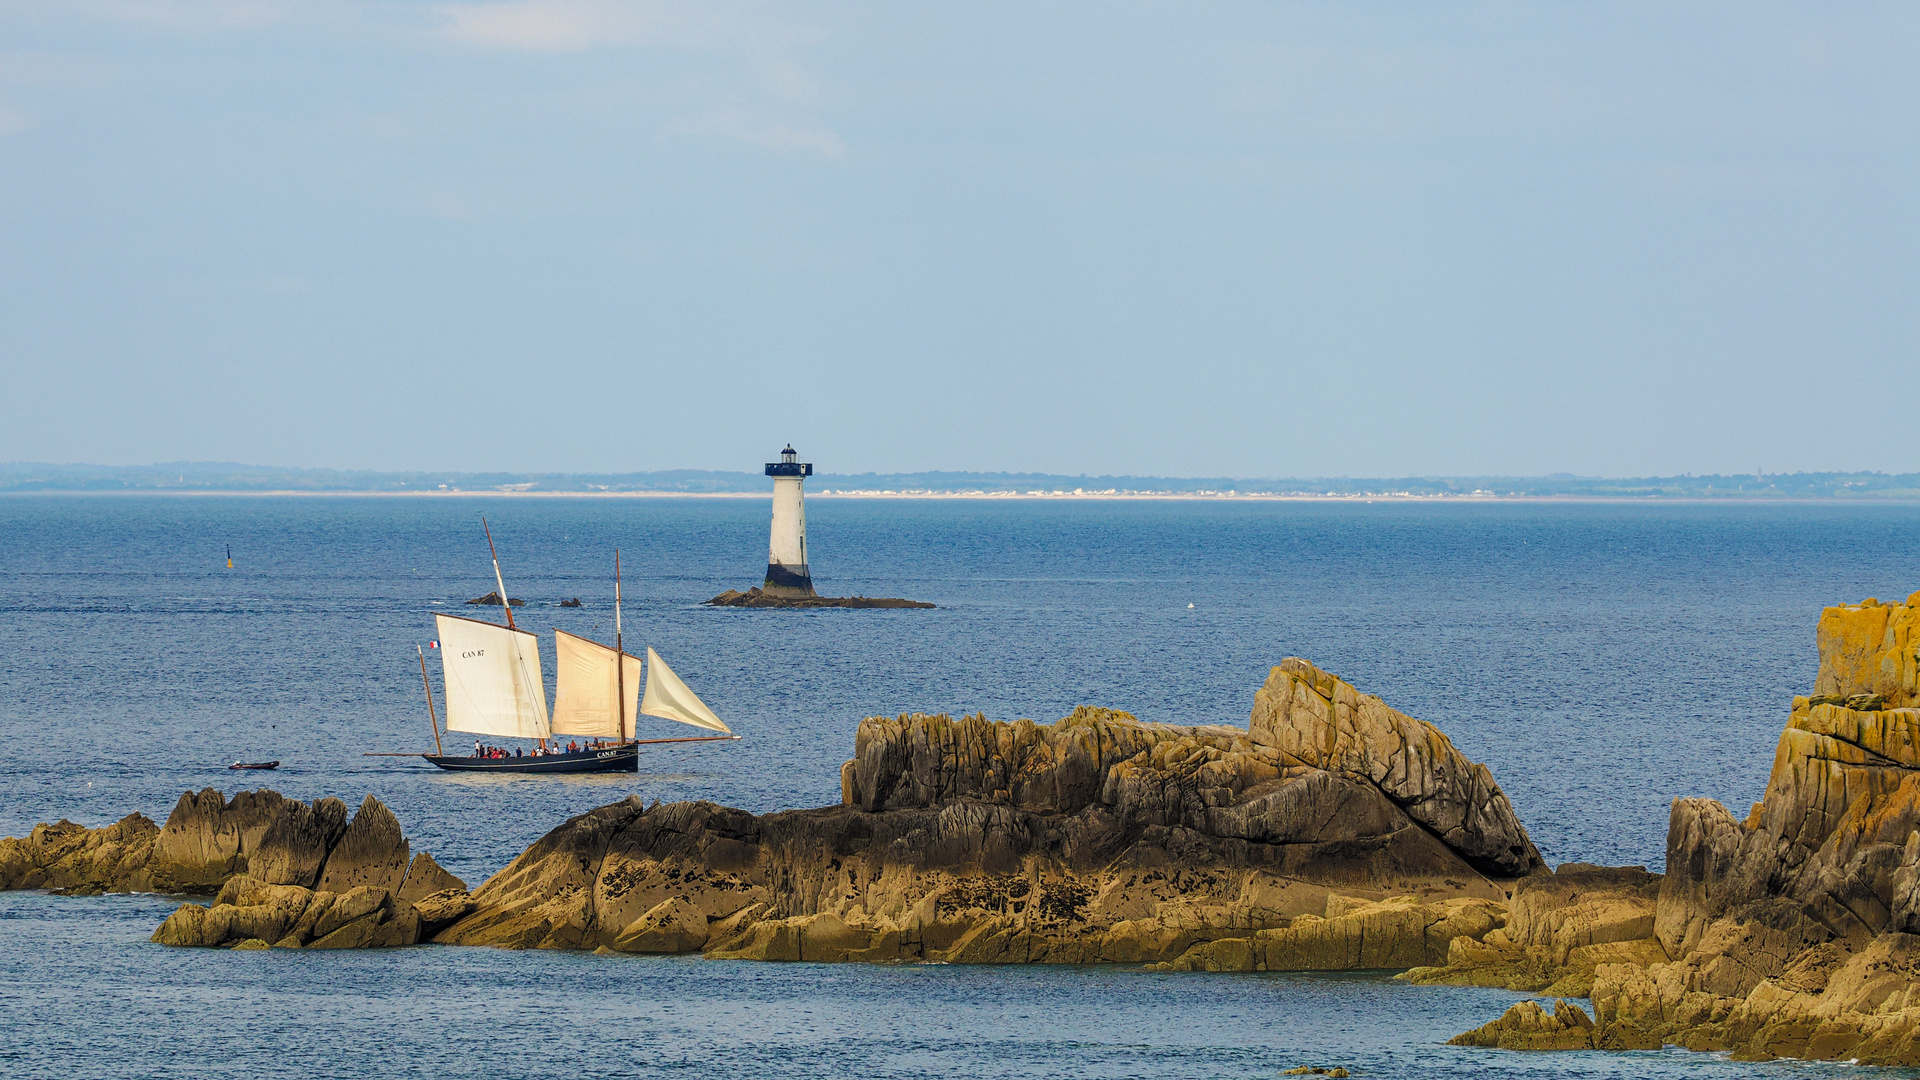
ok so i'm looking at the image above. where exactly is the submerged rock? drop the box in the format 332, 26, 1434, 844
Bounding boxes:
465, 592, 524, 607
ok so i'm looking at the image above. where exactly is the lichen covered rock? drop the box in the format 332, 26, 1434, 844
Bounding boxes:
1445, 591, 1920, 1067
2, 789, 454, 903
440, 665, 1537, 966
1449, 998, 1597, 1050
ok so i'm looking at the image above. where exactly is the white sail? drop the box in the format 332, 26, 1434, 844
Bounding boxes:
640, 647, 732, 734
551, 629, 641, 739
434, 613, 551, 739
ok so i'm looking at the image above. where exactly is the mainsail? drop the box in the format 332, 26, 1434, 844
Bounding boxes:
551, 629, 642, 739
434, 613, 551, 739
640, 647, 732, 734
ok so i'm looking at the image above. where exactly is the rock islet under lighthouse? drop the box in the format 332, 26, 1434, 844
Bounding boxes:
708, 444, 932, 609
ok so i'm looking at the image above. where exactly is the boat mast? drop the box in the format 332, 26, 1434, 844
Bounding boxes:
480, 515, 542, 749
614, 548, 625, 744
481, 515, 516, 630
418, 644, 444, 756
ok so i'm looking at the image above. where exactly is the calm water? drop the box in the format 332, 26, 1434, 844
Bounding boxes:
3, 495, 1918, 1078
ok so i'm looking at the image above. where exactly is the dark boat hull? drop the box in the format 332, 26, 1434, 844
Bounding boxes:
425, 746, 638, 773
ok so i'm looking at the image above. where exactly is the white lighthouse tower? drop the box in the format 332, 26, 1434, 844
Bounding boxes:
764, 445, 814, 597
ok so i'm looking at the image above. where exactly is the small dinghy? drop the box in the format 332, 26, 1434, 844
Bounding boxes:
228, 761, 279, 771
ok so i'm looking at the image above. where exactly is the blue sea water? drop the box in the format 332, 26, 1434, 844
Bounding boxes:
3, 494, 1919, 1079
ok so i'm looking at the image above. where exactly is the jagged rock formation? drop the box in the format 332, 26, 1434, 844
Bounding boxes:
1449, 998, 1608, 1051
0, 813, 164, 895
435, 660, 1539, 965
1250, 659, 1540, 876
1, 789, 365, 896
1433, 593, 1920, 1065
136, 795, 468, 950
150, 870, 475, 950
1403, 864, 1667, 998
706, 587, 934, 609
0, 789, 466, 951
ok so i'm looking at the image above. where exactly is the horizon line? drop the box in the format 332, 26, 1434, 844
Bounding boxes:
4, 460, 1920, 500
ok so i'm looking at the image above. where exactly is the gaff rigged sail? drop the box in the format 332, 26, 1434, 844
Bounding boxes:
551, 629, 642, 739
434, 613, 551, 739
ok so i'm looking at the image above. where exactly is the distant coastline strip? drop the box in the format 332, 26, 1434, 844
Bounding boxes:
3, 463, 1919, 500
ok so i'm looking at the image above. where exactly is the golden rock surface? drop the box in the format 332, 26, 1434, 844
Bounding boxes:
1436, 592, 1920, 1067
435, 661, 1540, 966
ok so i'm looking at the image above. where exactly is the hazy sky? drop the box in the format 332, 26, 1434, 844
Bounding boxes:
1, 2, 1914, 477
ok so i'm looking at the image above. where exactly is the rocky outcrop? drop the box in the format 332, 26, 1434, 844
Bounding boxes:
1250, 659, 1541, 876
314, 796, 411, 895
1, 790, 457, 916
149, 873, 448, 950
1148, 894, 1503, 972
1449, 998, 1605, 1051
706, 588, 934, 609
11, 660, 1542, 973
138, 794, 467, 950
436, 662, 1538, 966
465, 592, 523, 606
1440, 592, 1920, 1066
1404, 863, 1666, 997
0, 813, 162, 895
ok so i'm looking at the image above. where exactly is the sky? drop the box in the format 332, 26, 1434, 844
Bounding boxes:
0, 2, 1914, 478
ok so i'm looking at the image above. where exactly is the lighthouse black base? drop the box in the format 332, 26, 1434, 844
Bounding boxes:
763, 562, 815, 597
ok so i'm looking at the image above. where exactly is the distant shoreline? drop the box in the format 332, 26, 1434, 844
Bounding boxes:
9, 463, 1919, 501
5, 488, 1920, 504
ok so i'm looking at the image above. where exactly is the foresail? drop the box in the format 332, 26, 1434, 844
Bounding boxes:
640, 647, 732, 734
434, 613, 551, 739
552, 629, 641, 739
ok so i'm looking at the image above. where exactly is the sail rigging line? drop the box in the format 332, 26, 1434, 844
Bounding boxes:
418, 644, 444, 756
614, 548, 626, 743
481, 515, 516, 631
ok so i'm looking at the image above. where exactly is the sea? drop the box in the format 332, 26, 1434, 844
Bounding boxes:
2, 494, 1918, 1079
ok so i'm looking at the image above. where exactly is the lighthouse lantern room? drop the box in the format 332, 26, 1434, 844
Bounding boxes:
764, 445, 815, 597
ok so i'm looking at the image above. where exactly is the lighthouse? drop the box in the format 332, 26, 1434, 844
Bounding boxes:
764, 445, 814, 597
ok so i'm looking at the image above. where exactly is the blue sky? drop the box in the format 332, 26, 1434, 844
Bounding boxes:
1, 2, 1913, 477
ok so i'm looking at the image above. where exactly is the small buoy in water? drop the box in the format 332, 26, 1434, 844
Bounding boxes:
1187, 602, 1195, 609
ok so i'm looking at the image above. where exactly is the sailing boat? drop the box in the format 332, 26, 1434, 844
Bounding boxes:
421, 531, 738, 774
